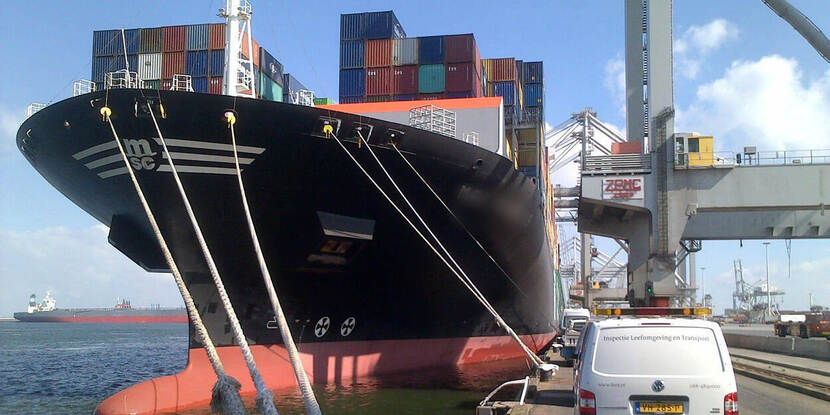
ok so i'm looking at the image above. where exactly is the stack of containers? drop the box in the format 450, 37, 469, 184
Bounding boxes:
443, 34, 482, 99
481, 57, 520, 125
519, 61, 543, 122
339, 11, 405, 103
93, 23, 286, 101
283, 73, 307, 103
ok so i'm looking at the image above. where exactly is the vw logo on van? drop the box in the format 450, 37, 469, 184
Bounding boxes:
651, 380, 665, 393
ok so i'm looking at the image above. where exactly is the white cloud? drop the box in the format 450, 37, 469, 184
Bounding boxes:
677, 55, 830, 150
0, 225, 182, 316
0, 106, 23, 158
675, 19, 738, 79
604, 57, 626, 116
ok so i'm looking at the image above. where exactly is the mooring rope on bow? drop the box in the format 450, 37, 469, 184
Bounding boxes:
100, 106, 247, 415
225, 111, 322, 415
325, 127, 542, 367
145, 104, 279, 415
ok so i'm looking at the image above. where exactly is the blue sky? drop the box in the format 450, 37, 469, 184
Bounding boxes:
1, 1, 829, 315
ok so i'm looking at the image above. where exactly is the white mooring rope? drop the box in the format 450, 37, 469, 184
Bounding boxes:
225, 112, 323, 415
145, 104, 279, 415
101, 107, 247, 415
328, 129, 543, 367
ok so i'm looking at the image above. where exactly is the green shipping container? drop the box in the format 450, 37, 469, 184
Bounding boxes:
313, 97, 334, 105
418, 64, 444, 93
143, 79, 161, 90
259, 73, 283, 102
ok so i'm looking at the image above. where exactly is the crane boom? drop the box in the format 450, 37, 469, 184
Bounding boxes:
763, 0, 830, 64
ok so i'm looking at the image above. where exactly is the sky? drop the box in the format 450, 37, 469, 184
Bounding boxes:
1, 1, 830, 316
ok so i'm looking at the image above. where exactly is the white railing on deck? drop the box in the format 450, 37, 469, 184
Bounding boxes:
171, 74, 194, 92
26, 103, 47, 117
740, 149, 830, 166
106, 69, 141, 89
73, 79, 96, 96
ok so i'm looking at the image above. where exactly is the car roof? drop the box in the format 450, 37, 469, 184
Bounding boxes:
591, 318, 721, 330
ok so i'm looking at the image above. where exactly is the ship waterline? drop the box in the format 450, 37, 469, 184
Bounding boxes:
18, 89, 556, 414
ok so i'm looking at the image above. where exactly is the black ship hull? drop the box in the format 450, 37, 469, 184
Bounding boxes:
18, 89, 556, 414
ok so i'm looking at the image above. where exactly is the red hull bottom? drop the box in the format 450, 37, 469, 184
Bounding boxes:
96, 333, 554, 415
20, 316, 188, 323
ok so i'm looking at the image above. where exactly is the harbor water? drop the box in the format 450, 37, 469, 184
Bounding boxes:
0, 322, 529, 414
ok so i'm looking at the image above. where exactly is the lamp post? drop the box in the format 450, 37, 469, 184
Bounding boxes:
763, 241, 771, 322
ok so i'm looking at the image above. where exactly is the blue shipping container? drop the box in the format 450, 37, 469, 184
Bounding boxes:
124, 29, 140, 55
522, 61, 543, 84
519, 166, 537, 177
210, 50, 224, 77
91, 55, 138, 83
365, 11, 405, 39
186, 50, 209, 76
523, 83, 543, 107
418, 36, 444, 64
340, 40, 364, 69
494, 81, 516, 106
192, 77, 209, 93
259, 48, 284, 85
340, 13, 365, 40
283, 73, 307, 94
339, 69, 365, 97
186, 24, 210, 50
93, 30, 121, 56
393, 94, 416, 101
339, 95, 365, 104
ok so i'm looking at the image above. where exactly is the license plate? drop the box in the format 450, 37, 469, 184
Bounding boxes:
636, 402, 683, 414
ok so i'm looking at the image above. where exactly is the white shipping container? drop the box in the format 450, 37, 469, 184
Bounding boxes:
138, 53, 162, 80
393, 38, 418, 66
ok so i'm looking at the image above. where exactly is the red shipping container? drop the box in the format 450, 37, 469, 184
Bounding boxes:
209, 76, 223, 94
161, 79, 173, 90
366, 67, 392, 96
241, 33, 260, 68
418, 93, 445, 100
445, 62, 477, 93
209, 23, 225, 50
490, 57, 517, 82
392, 65, 417, 95
366, 95, 393, 103
474, 71, 483, 97
365, 38, 392, 67
163, 26, 186, 52
612, 141, 643, 154
445, 34, 476, 63
162, 51, 186, 79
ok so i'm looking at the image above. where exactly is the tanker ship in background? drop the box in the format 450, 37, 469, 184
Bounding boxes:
13, 293, 187, 323
17, 3, 562, 414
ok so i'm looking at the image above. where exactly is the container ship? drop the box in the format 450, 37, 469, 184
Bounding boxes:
12, 292, 187, 323
18, 4, 562, 414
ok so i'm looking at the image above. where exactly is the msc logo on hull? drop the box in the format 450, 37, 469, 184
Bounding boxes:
72, 137, 266, 179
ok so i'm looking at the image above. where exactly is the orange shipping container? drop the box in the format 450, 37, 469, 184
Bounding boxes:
209, 76, 223, 94
161, 79, 173, 90
163, 26, 187, 52
365, 39, 392, 68
209, 23, 225, 50
489, 57, 516, 82
241, 32, 260, 68
162, 51, 186, 79
612, 141, 643, 154
366, 67, 392, 95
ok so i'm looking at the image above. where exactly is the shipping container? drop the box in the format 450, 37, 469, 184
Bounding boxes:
392, 37, 418, 65
143, 79, 161, 90
522, 61, 543, 83
313, 97, 334, 105
519, 166, 537, 177
523, 83, 543, 107
210, 50, 225, 77
445, 62, 476, 93
283, 73, 307, 95
339, 69, 365, 97
137, 53, 162, 80
259, 48, 283, 84
493, 81, 516, 106
139, 28, 163, 53
445, 34, 476, 63
504, 104, 517, 125
161, 79, 173, 90
516, 59, 524, 84
162, 51, 186, 79
418, 64, 445, 93
340, 40, 364, 69
366, 67, 392, 95
446, 91, 474, 98
339, 95, 365, 104
366, 95, 393, 102
186, 50, 209, 76
241, 33, 260, 68
187, 24, 210, 50
340, 13, 365, 40
124, 29, 140, 55
481, 58, 493, 80
489, 57, 517, 81
417, 93, 445, 100
418, 36, 444, 64
93, 30, 121, 56
365, 38, 392, 67
365, 11, 405, 39
392, 65, 418, 95
163, 26, 187, 52
209, 76, 223, 94
192, 76, 209, 93
209, 23, 225, 50
259, 73, 283, 101
92, 56, 116, 83
393, 94, 417, 101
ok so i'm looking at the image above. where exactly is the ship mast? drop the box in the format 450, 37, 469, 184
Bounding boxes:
220, 0, 256, 97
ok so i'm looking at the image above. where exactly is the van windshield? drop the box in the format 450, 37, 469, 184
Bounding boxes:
592, 326, 724, 376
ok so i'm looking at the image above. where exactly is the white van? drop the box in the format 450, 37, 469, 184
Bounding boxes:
573, 318, 738, 415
